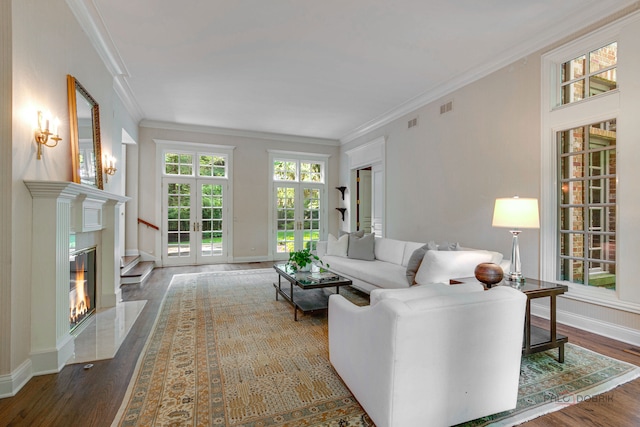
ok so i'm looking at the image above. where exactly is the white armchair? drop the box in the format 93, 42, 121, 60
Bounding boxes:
328, 285, 527, 427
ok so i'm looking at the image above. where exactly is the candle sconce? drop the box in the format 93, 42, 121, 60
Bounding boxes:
336, 186, 347, 200
336, 207, 346, 221
35, 110, 62, 160
103, 155, 117, 183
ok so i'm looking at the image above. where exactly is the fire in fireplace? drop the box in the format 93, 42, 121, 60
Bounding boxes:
70, 246, 97, 331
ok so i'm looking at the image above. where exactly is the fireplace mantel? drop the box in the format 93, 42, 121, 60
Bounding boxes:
24, 181, 129, 374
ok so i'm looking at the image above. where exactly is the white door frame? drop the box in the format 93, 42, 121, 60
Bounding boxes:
267, 150, 329, 260
155, 140, 235, 266
346, 137, 385, 237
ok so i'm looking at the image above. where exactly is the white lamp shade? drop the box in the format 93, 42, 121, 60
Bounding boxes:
492, 197, 540, 229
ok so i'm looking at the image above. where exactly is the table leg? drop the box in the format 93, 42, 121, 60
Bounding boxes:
559, 343, 565, 363
524, 299, 531, 352
291, 282, 298, 321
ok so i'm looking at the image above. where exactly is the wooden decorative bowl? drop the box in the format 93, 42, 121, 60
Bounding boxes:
474, 263, 504, 288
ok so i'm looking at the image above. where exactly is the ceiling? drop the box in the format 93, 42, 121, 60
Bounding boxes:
81, 0, 633, 142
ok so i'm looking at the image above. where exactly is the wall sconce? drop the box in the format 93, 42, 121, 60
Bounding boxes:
103, 155, 117, 182
336, 207, 346, 221
336, 186, 347, 200
35, 111, 61, 160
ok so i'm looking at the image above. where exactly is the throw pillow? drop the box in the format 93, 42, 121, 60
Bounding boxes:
438, 241, 461, 251
339, 229, 365, 238
347, 233, 375, 261
405, 244, 429, 285
326, 233, 348, 257
427, 241, 439, 250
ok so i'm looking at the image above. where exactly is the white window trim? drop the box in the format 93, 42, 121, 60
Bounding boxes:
541, 21, 626, 306
154, 139, 236, 264
267, 150, 330, 259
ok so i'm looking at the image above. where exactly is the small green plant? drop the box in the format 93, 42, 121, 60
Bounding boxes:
288, 248, 328, 271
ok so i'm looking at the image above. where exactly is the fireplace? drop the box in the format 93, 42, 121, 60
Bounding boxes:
69, 247, 97, 331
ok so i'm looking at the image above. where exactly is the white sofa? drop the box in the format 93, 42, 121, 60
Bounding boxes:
328, 284, 527, 427
316, 236, 506, 294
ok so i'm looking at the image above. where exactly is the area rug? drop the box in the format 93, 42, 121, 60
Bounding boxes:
112, 268, 640, 427
456, 342, 640, 427
111, 268, 371, 427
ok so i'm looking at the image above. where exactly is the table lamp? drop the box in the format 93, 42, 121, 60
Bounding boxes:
492, 196, 540, 283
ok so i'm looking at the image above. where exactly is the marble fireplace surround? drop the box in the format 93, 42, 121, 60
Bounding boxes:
24, 181, 129, 375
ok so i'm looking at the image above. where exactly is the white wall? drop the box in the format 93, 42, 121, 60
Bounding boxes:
1, 0, 135, 394
339, 10, 640, 344
342, 55, 541, 276
136, 125, 340, 264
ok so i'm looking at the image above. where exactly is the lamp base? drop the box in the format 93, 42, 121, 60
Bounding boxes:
506, 272, 525, 283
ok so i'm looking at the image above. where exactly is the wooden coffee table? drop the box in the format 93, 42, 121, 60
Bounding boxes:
273, 264, 352, 321
450, 277, 568, 362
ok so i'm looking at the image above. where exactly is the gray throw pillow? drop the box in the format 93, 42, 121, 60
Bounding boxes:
347, 233, 375, 261
339, 229, 365, 238
406, 244, 429, 285
438, 241, 461, 251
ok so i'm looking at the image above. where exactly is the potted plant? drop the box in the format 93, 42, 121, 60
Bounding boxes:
288, 247, 328, 272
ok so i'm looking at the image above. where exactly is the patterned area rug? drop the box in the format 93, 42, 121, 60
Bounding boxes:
111, 269, 372, 427
112, 269, 640, 427
456, 342, 640, 427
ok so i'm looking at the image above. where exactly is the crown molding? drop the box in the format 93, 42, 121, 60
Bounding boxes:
339, 0, 639, 144
65, 0, 143, 122
140, 120, 341, 146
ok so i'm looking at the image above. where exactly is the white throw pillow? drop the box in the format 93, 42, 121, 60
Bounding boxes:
414, 250, 494, 285
326, 233, 348, 257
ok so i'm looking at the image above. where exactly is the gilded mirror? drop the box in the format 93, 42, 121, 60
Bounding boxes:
67, 75, 103, 189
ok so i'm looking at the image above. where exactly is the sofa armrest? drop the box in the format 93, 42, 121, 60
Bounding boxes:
369, 282, 484, 306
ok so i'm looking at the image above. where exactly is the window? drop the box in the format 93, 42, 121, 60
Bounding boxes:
558, 119, 616, 289
541, 25, 623, 295
165, 152, 228, 178
273, 159, 324, 183
560, 42, 617, 105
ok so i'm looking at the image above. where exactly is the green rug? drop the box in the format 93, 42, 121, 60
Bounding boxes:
457, 342, 640, 426
112, 269, 640, 427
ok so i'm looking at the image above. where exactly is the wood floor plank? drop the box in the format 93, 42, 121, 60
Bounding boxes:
1, 263, 639, 426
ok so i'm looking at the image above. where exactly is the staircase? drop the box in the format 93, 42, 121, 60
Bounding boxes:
121, 255, 155, 285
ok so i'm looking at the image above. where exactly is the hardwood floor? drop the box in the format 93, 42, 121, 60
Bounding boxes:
0, 263, 639, 426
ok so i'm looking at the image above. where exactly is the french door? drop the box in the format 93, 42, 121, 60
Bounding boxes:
162, 177, 227, 265
274, 183, 324, 259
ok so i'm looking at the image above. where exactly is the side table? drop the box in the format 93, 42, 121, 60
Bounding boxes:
450, 277, 568, 362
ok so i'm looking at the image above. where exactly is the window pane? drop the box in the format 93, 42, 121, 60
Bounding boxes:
561, 80, 585, 104
560, 207, 585, 231
274, 161, 297, 181
559, 127, 584, 153
560, 233, 584, 258
560, 154, 584, 180
590, 70, 617, 96
561, 55, 585, 82
300, 162, 322, 182
165, 152, 194, 176
560, 257, 584, 284
589, 42, 617, 73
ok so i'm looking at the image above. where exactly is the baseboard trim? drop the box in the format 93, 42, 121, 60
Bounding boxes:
0, 359, 32, 399
531, 301, 640, 347
232, 255, 271, 263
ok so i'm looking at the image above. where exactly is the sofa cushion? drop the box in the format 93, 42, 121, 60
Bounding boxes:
348, 233, 375, 261
414, 250, 494, 285
323, 255, 410, 289
326, 233, 348, 257
374, 238, 406, 265
405, 244, 429, 285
